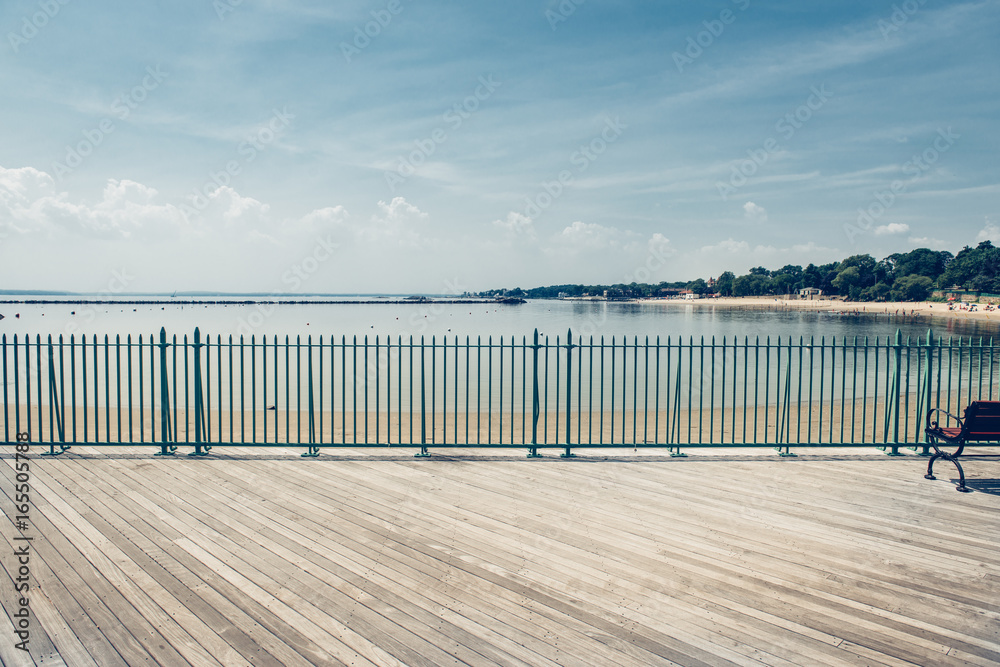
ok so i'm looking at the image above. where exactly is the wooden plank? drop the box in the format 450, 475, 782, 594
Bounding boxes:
0, 464, 187, 666
0, 461, 127, 667
366, 460, 1000, 667
144, 464, 550, 667
91, 458, 402, 667
260, 460, 936, 667
39, 465, 283, 667
25, 463, 239, 666
0, 605, 36, 667
141, 460, 672, 667
524, 460, 1000, 664
0, 528, 105, 667
191, 460, 700, 667
238, 460, 776, 667
3, 446, 998, 667
511, 459, 1000, 607
323, 460, 877, 667
508, 462, 1000, 656
527, 459, 1000, 613
67, 459, 367, 667
59, 460, 340, 667
174, 462, 580, 667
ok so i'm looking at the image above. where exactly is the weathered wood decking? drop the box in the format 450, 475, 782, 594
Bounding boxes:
1, 448, 998, 666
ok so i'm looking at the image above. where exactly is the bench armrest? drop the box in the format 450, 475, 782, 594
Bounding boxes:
926, 407, 963, 432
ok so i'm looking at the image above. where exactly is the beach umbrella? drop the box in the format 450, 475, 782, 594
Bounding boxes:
947, 296, 956, 301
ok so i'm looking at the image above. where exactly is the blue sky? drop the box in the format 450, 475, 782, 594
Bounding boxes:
1, 0, 998, 293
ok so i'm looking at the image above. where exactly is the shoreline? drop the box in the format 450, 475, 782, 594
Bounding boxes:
635, 297, 1000, 323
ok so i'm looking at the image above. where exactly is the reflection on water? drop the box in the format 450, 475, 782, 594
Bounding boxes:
0, 298, 998, 342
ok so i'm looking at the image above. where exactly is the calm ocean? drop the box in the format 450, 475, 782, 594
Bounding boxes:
0, 297, 996, 343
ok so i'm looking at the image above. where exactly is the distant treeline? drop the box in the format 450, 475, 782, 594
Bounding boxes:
480, 242, 1000, 302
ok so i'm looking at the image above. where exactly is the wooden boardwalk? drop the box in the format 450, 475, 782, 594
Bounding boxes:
1, 447, 998, 666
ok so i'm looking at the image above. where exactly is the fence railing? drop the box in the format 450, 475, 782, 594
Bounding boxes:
1, 327, 996, 457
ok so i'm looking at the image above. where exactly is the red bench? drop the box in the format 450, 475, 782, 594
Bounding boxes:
924, 400, 1000, 492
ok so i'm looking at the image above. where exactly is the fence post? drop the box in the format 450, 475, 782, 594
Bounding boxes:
528, 329, 541, 457
887, 329, 903, 455
155, 327, 176, 455
921, 329, 933, 455
42, 336, 68, 456
190, 327, 211, 456
415, 335, 430, 457
303, 335, 320, 457
776, 337, 797, 457
561, 328, 575, 458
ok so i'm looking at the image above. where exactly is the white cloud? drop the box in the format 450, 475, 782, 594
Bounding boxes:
100, 179, 158, 206
491, 211, 535, 238
299, 205, 350, 230
0, 166, 184, 239
873, 222, 910, 236
646, 232, 675, 258
701, 238, 753, 255
374, 196, 427, 224
743, 201, 767, 222
555, 221, 631, 251
976, 218, 999, 244
201, 186, 272, 235
359, 196, 429, 246
0, 165, 430, 253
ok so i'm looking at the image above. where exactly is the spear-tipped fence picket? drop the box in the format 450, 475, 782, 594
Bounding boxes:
1, 327, 994, 457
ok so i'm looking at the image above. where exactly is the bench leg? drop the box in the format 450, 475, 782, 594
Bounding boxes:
924, 452, 940, 480
953, 458, 970, 493
927, 451, 972, 492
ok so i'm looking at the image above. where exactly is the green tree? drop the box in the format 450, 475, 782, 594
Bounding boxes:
940, 241, 999, 289
890, 275, 934, 301
832, 255, 876, 296
803, 264, 819, 287
686, 278, 710, 295
859, 282, 892, 302
715, 271, 735, 297
832, 267, 861, 295
732, 274, 772, 296
887, 248, 952, 282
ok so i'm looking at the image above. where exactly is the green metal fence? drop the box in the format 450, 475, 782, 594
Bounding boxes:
1, 327, 995, 457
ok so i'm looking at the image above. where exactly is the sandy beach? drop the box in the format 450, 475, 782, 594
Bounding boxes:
637, 296, 1000, 324
5, 395, 929, 454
